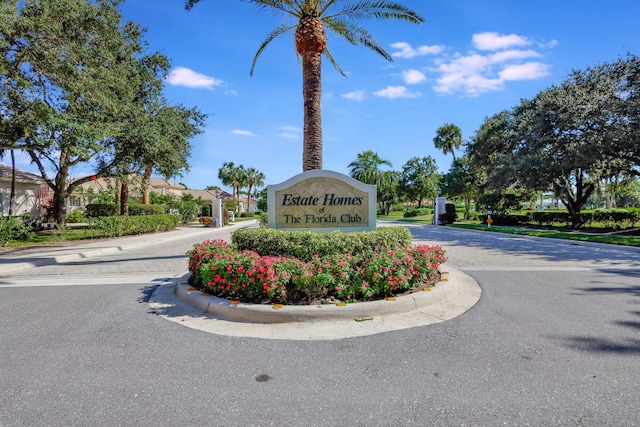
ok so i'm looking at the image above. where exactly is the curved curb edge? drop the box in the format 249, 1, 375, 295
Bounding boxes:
150, 265, 482, 340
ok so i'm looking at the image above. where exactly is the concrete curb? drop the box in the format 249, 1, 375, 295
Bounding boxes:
161, 265, 482, 340
174, 269, 471, 323
0, 222, 255, 274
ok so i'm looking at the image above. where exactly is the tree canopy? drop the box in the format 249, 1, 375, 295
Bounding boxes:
0, 0, 205, 223
399, 156, 438, 208
467, 54, 640, 226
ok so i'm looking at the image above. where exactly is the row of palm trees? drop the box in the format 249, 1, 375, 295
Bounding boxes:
217, 162, 265, 213
348, 123, 463, 185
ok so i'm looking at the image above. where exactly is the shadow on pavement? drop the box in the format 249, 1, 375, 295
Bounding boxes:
403, 222, 640, 269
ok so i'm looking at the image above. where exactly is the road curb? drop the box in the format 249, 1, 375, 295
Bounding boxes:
173, 265, 481, 324
0, 222, 255, 275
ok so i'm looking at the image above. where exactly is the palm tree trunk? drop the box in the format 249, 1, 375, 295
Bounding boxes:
302, 50, 323, 171
246, 183, 252, 214
9, 150, 15, 216
120, 181, 129, 216
142, 165, 152, 204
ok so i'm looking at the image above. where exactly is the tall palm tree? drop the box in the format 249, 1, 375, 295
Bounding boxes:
433, 123, 462, 162
0, 149, 17, 215
243, 167, 265, 213
218, 161, 237, 201
186, 1, 424, 171
231, 164, 247, 211
219, 162, 247, 212
348, 150, 392, 185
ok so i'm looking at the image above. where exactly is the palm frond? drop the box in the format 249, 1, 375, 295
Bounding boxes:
323, 16, 392, 61
184, 0, 201, 11
329, 1, 424, 24
322, 47, 346, 77
318, 0, 341, 16
247, 0, 299, 17
250, 23, 296, 76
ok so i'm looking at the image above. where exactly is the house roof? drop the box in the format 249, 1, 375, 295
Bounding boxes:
182, 189, 233, 201
0, 163, 45, 184
149, 178, 186, 190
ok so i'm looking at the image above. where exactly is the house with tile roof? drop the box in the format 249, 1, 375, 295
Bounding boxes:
0, 164, 47, 217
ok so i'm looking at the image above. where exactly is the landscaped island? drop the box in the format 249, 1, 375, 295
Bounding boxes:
187, 227, 446, 305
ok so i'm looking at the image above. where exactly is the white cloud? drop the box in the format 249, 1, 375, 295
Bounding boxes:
373, 86, 421, 99
499, 62, 551, 81
487, 49, 541, 63
231, 129, 254, 136
279, 126, 300, 139
391, 42, 445, 58
341, 90, 366, 101
402, 69, 427, 84
166, 66, 224, 89
472, 32, 531, 51
428, 32, 554, 96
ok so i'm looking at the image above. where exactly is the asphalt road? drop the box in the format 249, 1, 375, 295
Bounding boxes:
1, 222, 639, 426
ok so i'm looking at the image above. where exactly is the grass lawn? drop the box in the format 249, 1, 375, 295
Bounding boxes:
376, 212, 640, 247
450, 222, 640, 247
377, 212, 434, 223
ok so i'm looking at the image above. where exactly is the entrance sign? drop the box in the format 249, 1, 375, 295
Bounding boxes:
267, 170, 376, 232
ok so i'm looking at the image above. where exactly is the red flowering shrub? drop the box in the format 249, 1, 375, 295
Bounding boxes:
187, 240, 447, 304
187, 240, 235, 286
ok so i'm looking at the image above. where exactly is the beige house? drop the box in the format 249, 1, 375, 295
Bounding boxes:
1, 164, 257, 217
71, 176, 243, 212
70, 176, 187, 212
0, 164, 47, 217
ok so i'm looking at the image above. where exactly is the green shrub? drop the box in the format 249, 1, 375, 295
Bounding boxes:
66, 209, 87, 223
86, 203, 119, 217
0, 216, 35, 246
479, 214, 526, 226
257, 212, 268, 228
528, 211, 569, 227
239, 212, 255, 218
439, 203, 458, 225
129, 204, 168, 216
201, 204, 211, 217
404, 207, 431, 217
169, 200, 198, 224
231, 227, 413, 262
87, 214, 179, 237
583, 210, 640, 229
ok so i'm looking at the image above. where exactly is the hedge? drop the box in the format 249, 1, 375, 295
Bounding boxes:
404, 207, 431, 217
231, 226, 413, 262
479, 214, 529, 226
475, 210, 640, 229
129, 204, 168, 216
528, 211, 640, 228
87, 214, 180, 237
86, 203, 119, 217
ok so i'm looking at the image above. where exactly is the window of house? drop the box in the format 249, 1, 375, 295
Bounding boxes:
69, 195, 83, 208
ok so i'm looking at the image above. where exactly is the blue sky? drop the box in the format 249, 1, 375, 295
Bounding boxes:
9, 0, 640, 191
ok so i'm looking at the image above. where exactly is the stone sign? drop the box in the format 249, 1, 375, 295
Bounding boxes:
267, 170, 376, 232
